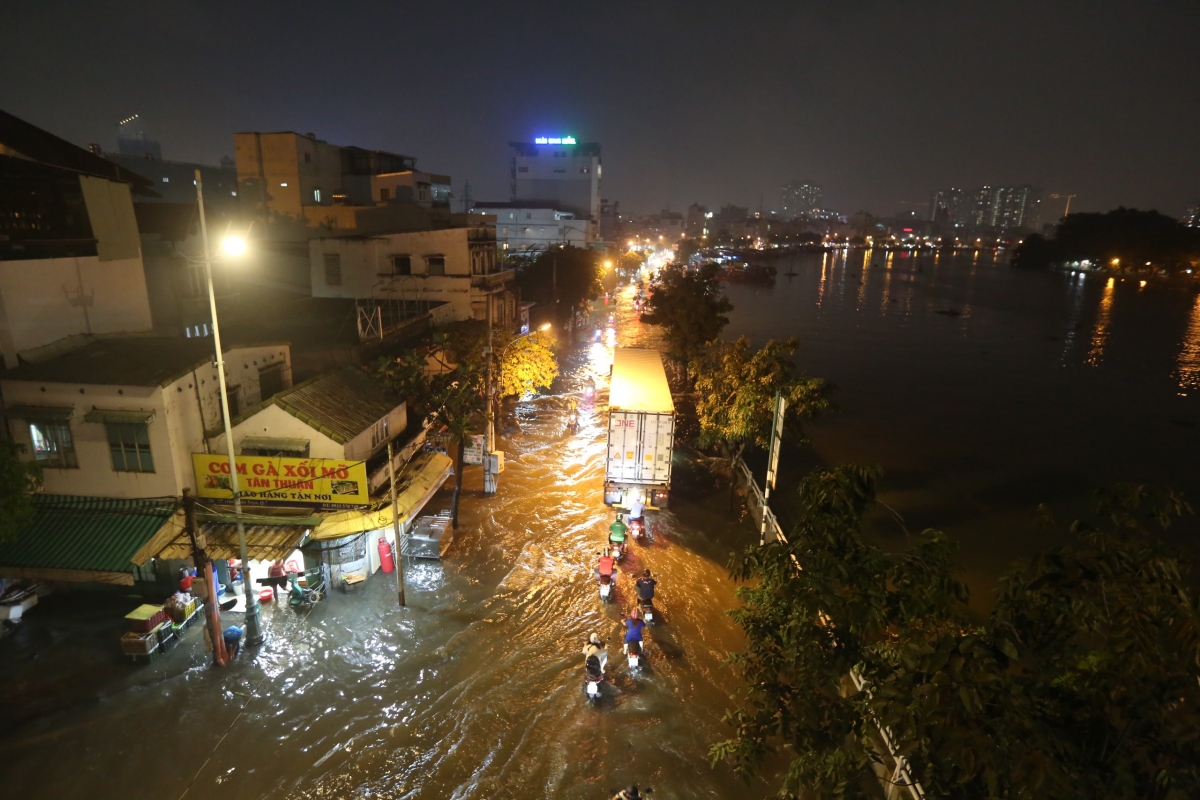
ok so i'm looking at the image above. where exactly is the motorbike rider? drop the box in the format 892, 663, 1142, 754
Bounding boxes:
582, 632, 608, 672
636, 569, 657, 604
612, 788, 645, 800
621, 607, 646, 653
628, 495, 645, 525
595, 548, 615, 582
609, 513, 628, 545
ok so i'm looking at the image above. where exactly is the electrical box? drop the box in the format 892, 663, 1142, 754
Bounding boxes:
486, 451, 504, 474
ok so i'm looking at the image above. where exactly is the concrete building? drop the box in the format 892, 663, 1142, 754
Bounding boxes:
234, 131, 452, 241
510, 138, 600, 237
469, 202, 589, 252
600, 199, 622, 244
97, 149, 239, 211
966, 184, 1042, 230
1, 336, 292, 499
781, 181, 822, 218
685, 204, 710, 239
309, 223, 515, 326
0, 108, 156, 369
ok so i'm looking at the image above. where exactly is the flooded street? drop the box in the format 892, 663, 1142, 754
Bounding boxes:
0, 287, 766, 799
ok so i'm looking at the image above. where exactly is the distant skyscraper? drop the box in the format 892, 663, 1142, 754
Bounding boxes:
781, 180, 822, 217
962, 184, 1042, 230
929, 187, 967, 225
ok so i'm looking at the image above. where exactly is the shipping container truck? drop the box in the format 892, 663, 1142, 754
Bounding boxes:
605, 348, 675, 509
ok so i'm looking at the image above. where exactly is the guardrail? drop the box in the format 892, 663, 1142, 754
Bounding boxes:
733, 456, 927, 800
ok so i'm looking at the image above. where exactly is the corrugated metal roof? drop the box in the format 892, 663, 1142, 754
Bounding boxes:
273, 366, 399, 443
610, 348, 675, 413
0, 495, 175, 574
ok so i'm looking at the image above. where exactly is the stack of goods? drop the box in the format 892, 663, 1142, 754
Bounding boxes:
163, 592, 198, 624
121, 604, 168, 663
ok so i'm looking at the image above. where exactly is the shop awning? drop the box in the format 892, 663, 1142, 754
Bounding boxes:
240, 436, 310, 453
3, 405, 74, 421
0, 495, 176, 585
311, 450, 452, 540
132, 511, 324, 564
84, 408, 156, 425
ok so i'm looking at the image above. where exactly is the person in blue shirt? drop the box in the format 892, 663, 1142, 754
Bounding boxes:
621, 607, 646, 653
222, 625, 243, 659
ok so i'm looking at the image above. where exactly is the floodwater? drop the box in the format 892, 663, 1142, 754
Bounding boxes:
0, 289, 771, 799
725, 249, 1200, 609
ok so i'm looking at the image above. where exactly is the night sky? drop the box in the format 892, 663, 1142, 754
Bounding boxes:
3, 1, 1197, 218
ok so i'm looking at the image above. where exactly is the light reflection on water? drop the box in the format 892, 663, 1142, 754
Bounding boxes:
1176, 293, 1200, 395
1086, 277, 1116, 366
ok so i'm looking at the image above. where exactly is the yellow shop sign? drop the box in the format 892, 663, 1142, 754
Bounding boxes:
192, 454, 369, 508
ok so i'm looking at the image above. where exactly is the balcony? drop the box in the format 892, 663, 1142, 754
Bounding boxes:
470, 268, 515, 289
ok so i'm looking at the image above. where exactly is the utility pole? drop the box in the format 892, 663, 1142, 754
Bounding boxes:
484, 293, 497, 494
196, 169, 263, 646
761, 392, 786, 547
386, 440, 406, 606
183, 489, 228, 666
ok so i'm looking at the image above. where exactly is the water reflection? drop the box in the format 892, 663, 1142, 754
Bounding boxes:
1086, 277, 1115, 366
1176, 293, 1200, 395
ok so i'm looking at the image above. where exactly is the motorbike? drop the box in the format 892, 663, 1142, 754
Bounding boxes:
585, 649, 607, 704
626, 638, 644, 670
288, 568, 326, 608
639, 598, 656, 625
567, 409, 579, 433
596, 550, 615, 603
592, 327, 603, 342
583, 381, 596, 400
609, 539, 625, 562
629, 516, 646, 544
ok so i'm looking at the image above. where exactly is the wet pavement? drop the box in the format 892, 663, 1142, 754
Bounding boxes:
0, 285, 771, 799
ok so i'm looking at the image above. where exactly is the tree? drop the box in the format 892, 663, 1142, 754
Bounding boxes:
691, 336, 831, 481
1013, 208, 1200, 272
515, 245, 603, 324
0, 441, 43, 543
711, 471, 1200, 799
426, 364, 486, 529
497, 331, 558, 399
644, 264, 732, 382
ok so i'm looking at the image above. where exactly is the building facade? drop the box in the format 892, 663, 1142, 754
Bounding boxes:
469, 203, 590, 252
781, 181, 822, 218
509, 139, 600, 236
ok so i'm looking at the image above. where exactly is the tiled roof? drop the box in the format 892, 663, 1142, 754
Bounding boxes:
273, 365, 399, 443
0, 495, 175, 575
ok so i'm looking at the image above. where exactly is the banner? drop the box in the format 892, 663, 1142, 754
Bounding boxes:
462, 434, 486, 465
193, 454, 370, 508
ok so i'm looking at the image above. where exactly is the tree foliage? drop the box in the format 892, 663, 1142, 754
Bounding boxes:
691, 336, 831, 467
0, 441, 43, 543
497, 331, 558, 398
644, 264, 732, 380
713, 469, 1200, 799
515, 245, 603, 321
1013, 208, 1200, 271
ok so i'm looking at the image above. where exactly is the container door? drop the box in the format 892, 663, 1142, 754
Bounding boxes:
648, 414, 674, 482
608, 411, 640, 482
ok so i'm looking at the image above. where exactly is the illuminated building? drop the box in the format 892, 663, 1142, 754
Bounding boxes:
509, 137, 601, 241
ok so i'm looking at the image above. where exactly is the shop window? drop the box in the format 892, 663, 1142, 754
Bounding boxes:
324, 253, 342, 285
30, 421, 77, 468
106, 422, 154, 473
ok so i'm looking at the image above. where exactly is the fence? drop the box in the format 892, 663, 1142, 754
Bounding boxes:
732, 456, 927, 800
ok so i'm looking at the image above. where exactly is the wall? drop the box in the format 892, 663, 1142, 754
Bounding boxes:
344, 403, 406, 462
209, 403, 344, 461
0, 255, 154, 368
189, 343, 293, 435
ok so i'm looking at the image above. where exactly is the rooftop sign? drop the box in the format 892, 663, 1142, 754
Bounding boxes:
534, 136, 576, 145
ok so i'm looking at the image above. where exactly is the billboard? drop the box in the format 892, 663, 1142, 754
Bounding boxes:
193, 454, 370, 508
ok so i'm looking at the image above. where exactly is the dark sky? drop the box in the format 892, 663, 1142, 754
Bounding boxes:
3, 1, 1197, 219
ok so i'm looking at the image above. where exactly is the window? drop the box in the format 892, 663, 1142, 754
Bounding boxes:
313, 188, 321, 202
553, 151, 567, 158
162, 177, 170, 183
526, 213, 532, 220
370, 418, 390, 449
426, 255, 445, 276
280, 182, 288, 187
580, 168, 589, 174
106, 423, 154, 473
392, 255, 411, 275
224, 385, 241, 419
30, 421, 77, 468
304, 152, 311, 163
259, 363, 285, 399
380, 188, 390, 202
553, 168, 566, 174
517, 166, 529, 173
324, 253, 342, 285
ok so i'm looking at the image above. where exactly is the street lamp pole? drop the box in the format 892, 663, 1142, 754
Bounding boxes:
484, 293, 496, 495
195, 169, 263, 647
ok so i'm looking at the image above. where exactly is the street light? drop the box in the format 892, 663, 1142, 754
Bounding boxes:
194, 169, 263, 647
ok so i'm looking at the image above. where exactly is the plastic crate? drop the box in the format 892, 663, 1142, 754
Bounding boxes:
121, 632, 158, 656
126, 647, 162, 665
153, 621, 174, 646
126, 604, 167, 633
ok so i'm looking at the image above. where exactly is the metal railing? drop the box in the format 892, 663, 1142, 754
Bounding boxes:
733, 456, 927, 800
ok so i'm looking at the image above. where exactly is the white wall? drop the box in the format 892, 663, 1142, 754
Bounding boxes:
210, 403, 344, 460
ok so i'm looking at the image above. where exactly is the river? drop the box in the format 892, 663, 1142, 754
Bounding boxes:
0, 290, 774, 799
724, 249, 1200, 610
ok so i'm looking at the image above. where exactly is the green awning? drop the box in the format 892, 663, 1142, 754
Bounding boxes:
84, 408, 156, 424
0, 495, 176, 585
240, 436, 310, 453
3, 405, 74, 421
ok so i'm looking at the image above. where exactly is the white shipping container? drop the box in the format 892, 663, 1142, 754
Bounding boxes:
605, 349, 675, 498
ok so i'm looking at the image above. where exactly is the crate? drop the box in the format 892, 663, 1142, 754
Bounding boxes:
121, 631, 158, 656
126, 646, 162, 665
126, 604, 167, 633
153, 621, 174, 646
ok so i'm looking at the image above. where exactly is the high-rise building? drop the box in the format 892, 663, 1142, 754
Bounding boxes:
685, 203, 709, 238
509, 137, 600, 240
781, 180, 822, 218
963, 184, 1042, 230
929, 187, 967, 225
1184, 205, 1199, 228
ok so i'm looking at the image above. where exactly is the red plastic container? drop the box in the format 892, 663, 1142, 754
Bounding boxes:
378, 537, 395, 573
